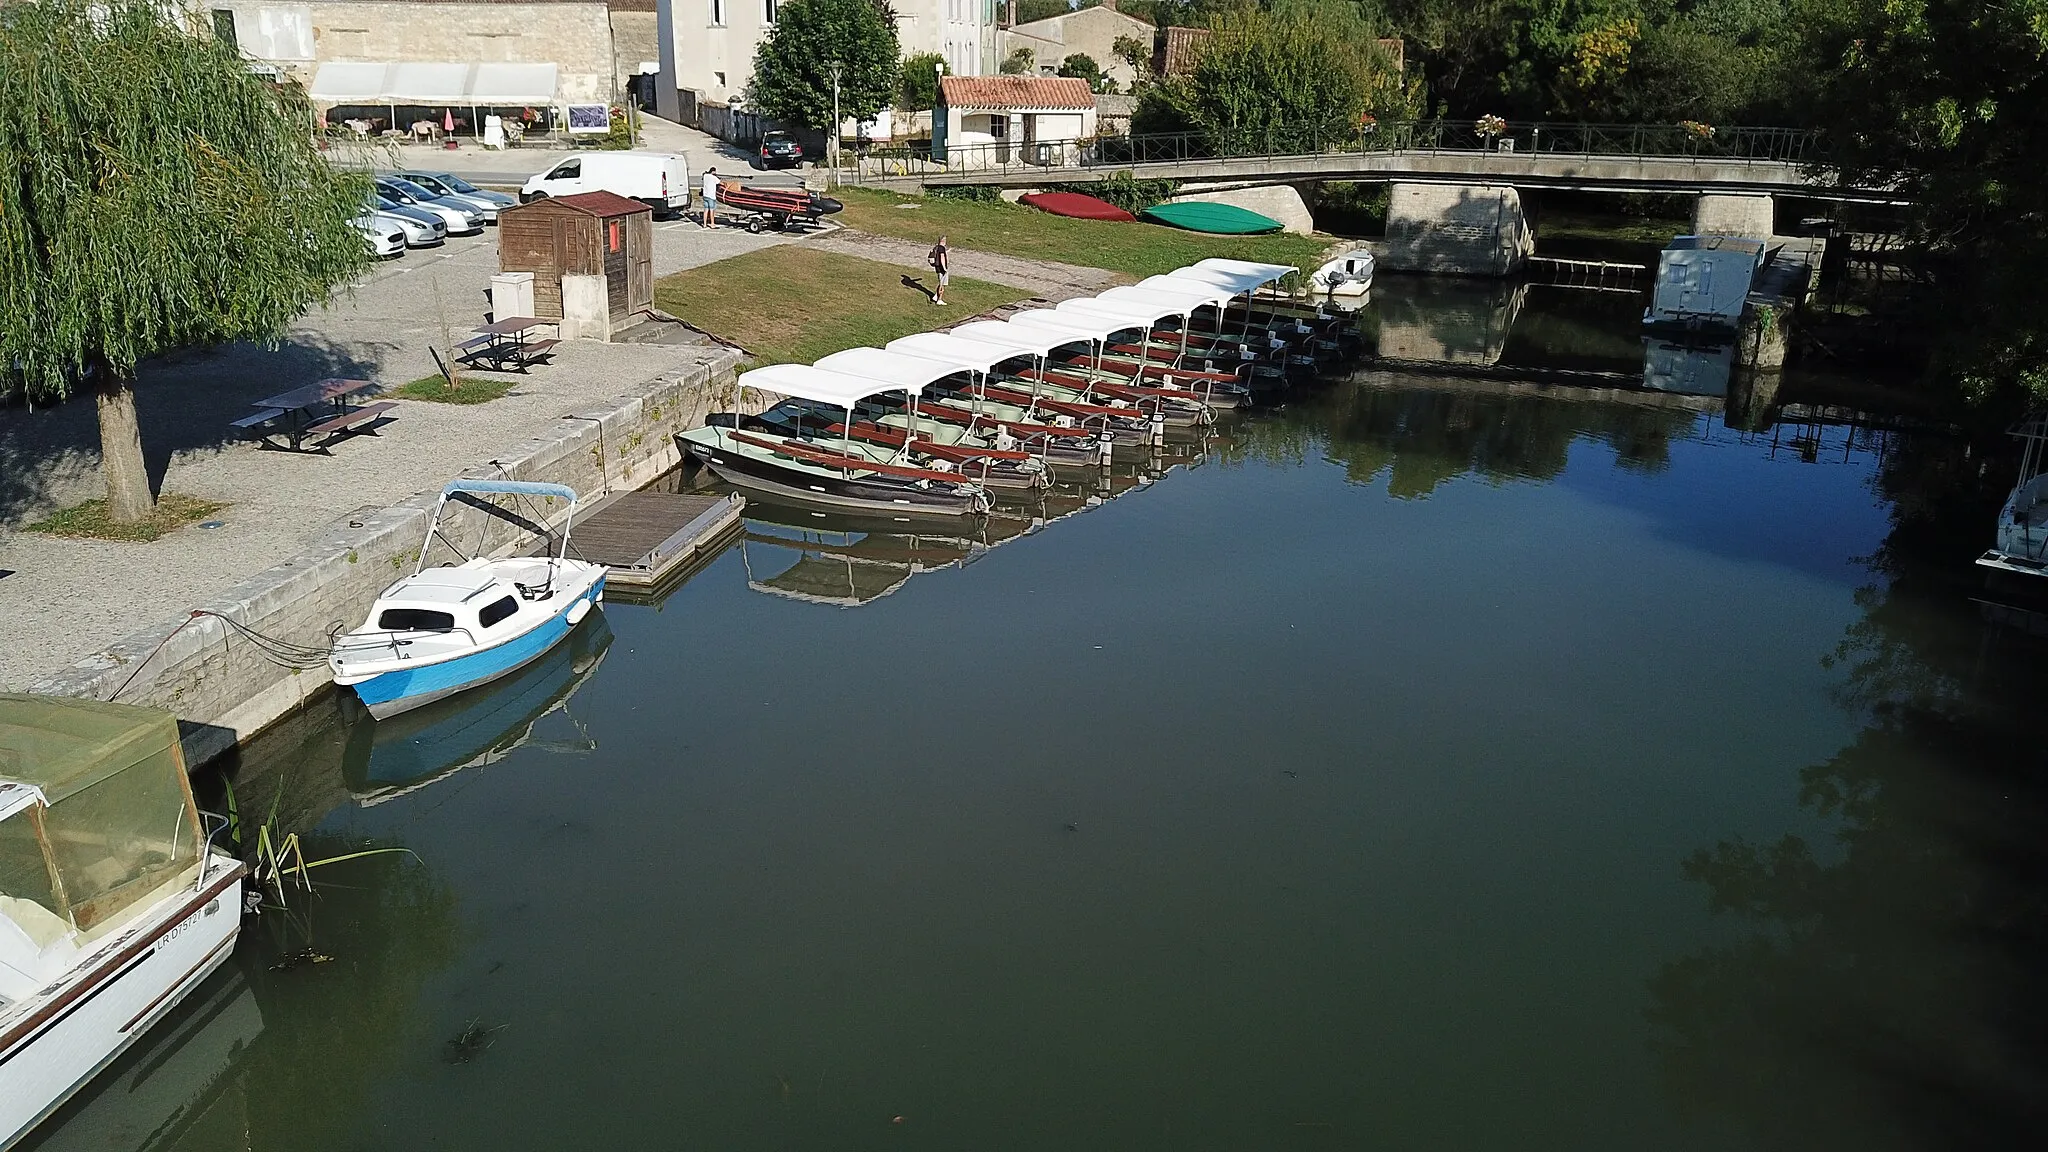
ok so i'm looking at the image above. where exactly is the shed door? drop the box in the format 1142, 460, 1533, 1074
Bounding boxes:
603, 218, 629, 314
627, 217, 653, 313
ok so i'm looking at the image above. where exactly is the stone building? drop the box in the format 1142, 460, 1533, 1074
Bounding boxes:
997, 0, 1153, 90
652, 0, 995, 126
206, 1, 643, 112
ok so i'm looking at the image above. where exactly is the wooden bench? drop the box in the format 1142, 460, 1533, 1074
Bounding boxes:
303, 401, 396, 438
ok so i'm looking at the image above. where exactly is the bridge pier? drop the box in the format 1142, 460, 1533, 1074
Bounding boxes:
1693, 193, 1776, 237
1380, 183, 1534, 277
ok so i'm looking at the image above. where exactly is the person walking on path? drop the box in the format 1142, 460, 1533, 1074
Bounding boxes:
929, 236, 950, 306
700, 168, 720, 228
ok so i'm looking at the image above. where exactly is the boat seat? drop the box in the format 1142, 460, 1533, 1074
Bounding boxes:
507, 563, 558, 599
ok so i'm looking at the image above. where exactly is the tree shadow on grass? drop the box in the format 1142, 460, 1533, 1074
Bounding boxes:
0, 333, 388, 528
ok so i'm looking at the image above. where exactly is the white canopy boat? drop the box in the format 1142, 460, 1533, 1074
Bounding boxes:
328, 480, 607, 720
1978, 413, 2048, 577
2, 695, 247, 1148
677, 364, 997, 516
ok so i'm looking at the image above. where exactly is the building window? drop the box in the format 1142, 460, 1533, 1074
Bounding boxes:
711, 0, 725, 25
765, 0, 777, 21
210, 9, 236, 50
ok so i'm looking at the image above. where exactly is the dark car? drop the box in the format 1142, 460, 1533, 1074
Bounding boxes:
757, 131, 804, 170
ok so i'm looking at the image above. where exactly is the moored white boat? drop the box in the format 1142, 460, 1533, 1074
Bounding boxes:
1311, 249, 1376, 296
328, 480, 607, 719
1978, 414, 2048, 577
2, 695, 247, 1149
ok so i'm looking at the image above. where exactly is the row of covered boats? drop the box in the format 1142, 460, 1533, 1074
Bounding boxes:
675, 258, 1363, 518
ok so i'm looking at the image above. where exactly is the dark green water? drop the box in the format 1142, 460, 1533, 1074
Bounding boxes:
28, 280, 2048, 1151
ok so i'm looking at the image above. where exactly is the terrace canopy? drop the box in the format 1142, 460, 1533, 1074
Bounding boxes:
308, 62, 561, 105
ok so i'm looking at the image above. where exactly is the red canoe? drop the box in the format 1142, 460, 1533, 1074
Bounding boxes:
1019, 191, 1137, 222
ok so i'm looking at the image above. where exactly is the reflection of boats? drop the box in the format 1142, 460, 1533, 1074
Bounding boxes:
329, 480, 607, 719
2, 697, 247, 1149
1978, 414, 2048, 577
738, 503, 1003, 607
25, 969, 262, 1152
342, 613, 614, 804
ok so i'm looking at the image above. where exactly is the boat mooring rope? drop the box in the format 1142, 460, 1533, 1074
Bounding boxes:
108, 609, 338, 701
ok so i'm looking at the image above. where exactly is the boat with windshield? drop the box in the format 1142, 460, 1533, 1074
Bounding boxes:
328, 480, 607, 719
1978, 413, 2048, 578
2, 695, 246, 1148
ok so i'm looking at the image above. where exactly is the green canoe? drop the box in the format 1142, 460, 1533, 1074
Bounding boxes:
1140, 201, 1285, 235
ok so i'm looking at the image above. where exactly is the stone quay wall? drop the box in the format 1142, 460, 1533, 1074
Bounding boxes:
27, 350, 753, 768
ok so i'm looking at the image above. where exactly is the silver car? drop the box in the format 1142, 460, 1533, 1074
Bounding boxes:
394, 171, 516, 223
369, 196, 446, 247
374, 177, 484, 235
353, 213, 406, 258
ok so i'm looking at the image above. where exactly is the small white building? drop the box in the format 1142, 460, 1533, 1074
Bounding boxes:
933, 75, 1095, 167
654, 0, 996, 126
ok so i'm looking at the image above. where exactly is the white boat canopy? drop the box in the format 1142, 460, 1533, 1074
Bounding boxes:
812, 347, 973, 392
1191, 257, 1301, 286
1167, 266, 1273, 295
738, 362, 934, 408
887, 331, 1039, 373
1123, 277, 1240, 309
1057, 297, 1182, 329
949, 319, 1084, 358
1005, 308, 1147, 345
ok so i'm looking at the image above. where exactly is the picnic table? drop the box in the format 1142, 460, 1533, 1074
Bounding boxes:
231, 378, 395, 453
457, 317, 560, 373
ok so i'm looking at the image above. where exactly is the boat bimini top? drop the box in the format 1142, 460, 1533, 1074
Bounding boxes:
419, 479, 582, 575
1000, 309, 1149, 352
1055, 296, 1187, 331
738, 361, 945, 408
1121, 278, 1241, 310
811, 347, 980, 394
1185, 258, 1301, 290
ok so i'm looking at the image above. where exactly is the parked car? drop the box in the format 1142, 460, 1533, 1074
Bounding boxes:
353, 213, 406, 258
393, 170, 517, 222
519, 151, 689, 216
756, 131, 804, 169
369, 196, 446, 247
373, 177, 485, 234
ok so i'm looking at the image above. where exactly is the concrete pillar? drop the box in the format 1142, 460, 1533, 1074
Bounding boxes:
1168, 185, 1315, 235
561, 274, 612, 342
1380, 183, 1534, 277
1694, 193, 1775, 237
1726, 367, 1782, 432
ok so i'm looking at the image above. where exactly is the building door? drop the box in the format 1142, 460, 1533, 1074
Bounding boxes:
991, 115, 1008, 164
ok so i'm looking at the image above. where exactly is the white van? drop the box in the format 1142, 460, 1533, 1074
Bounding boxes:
520, 151, 690, 216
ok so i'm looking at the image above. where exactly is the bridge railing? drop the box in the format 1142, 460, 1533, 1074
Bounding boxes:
850, 119, 1819, 182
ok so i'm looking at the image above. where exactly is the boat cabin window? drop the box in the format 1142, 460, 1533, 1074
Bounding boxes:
32, 744, 202, 933
478, 596, 519, 629
378, 608, 457, 632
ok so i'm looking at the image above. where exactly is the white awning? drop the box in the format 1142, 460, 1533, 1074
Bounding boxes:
471, 63, 560, 104
887, 331, 1035, 374
307, 61, 559, 104
307, 62, 391, 102
1123, 278, 1239, 309
736, 363, 927, 408
1173, 259, 1297, 293
948, 320, 1074, 359
813, 347, 971, 392
1193, 258, 1301, 283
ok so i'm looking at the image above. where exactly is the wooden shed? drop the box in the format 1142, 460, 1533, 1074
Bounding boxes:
497, 191, 654, 334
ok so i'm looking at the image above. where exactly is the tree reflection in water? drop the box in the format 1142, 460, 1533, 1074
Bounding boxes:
1650, 429, 2048, 1148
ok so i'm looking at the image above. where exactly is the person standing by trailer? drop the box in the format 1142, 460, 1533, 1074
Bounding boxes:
929, 235, 949, 305
700, 167, 720, 228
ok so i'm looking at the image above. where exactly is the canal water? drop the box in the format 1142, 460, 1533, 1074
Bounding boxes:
28, 278, 2047, 1151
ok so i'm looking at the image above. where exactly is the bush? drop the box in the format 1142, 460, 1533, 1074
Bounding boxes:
1050, 171, 1177, 213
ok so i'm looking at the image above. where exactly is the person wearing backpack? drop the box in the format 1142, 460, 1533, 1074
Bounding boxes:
928, 236, 949, 306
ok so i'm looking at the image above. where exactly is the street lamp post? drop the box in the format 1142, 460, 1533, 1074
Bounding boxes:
829, 61, 842, 188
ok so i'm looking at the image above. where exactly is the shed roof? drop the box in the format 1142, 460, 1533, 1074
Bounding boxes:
939, 76, 1095, 111
550, 190, 652, 218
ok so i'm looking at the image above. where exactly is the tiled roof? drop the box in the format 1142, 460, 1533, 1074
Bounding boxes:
939, 76, 1096, 111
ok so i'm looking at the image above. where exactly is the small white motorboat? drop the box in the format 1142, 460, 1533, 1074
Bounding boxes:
1310, 249, 1375, 297
2, 695, 247, 1148
1978, 414, 2048, 577
329, 480, 607, 719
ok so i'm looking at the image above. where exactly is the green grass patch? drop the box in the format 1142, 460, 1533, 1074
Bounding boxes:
28, 493, 227, 543
832, 187, 1331, 280
652, 246, 1028, 364
392, 375, 517, 404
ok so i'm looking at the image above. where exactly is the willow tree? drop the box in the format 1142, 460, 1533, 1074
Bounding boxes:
0, 1, 370, 521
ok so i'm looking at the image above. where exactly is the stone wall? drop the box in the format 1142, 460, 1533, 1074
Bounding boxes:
1000, 5, 1156, 89
221, 2, 619, 103
1694, 193, 1776, 237
27, 351, 754, 768
612, 9, 661, 92
1379, 183, 1534, 277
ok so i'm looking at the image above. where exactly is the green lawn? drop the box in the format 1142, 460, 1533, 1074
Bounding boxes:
652, 246, 1028, 365
27, 492, 226, 542
832, 187, 1333, 279
392, 374, 518, 404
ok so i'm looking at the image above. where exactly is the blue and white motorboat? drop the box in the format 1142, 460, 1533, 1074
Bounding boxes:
329, 480, 607, 719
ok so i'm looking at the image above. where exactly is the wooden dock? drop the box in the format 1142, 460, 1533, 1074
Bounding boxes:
1527, 256, 1647, 290
567, 490, 744, 590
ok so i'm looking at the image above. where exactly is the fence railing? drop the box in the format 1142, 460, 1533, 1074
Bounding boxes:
851, 119, 1820, 182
